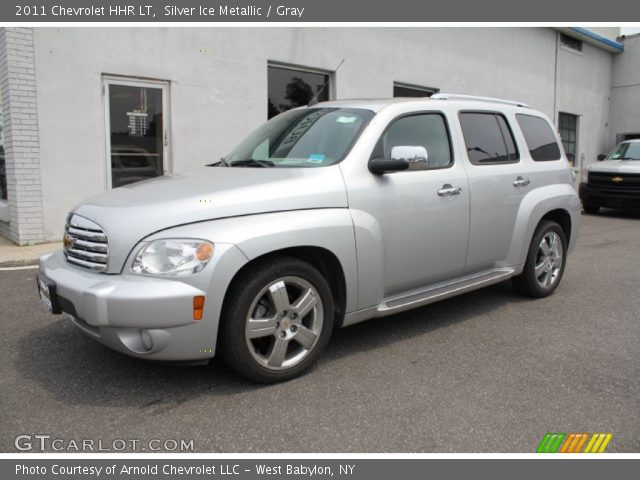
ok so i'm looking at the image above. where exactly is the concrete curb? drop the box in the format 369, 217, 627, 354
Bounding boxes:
0, 259, 40, 268
0, 240, 60, 269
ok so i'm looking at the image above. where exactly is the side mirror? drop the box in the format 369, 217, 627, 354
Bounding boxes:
597, 154, 606, 161
391, 145, 429, 165
368, 158, 409, 175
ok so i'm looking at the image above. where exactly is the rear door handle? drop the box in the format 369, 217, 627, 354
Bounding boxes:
437, 184, 463, 196
513, 176, 530, 187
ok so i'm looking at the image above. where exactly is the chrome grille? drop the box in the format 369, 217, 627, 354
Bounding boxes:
64, 214, 109, 272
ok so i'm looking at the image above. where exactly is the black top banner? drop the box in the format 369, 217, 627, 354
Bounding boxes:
4, 0, 640, 22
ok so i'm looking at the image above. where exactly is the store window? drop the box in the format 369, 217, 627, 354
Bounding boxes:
393, 82, 439, 98
559, 33, 583, 53
268, 64, 330, 119
558, 112, 578, 166
103, 77, 169, 188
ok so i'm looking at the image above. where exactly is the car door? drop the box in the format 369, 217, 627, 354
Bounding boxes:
346, 111, 470, 297
457, 111, 529, 273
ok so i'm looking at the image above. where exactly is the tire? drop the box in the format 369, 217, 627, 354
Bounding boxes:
218, 256, 335, 383
583, 205, 600, 214
511, 220, 567, 298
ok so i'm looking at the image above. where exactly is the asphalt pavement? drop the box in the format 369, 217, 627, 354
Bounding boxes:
1, 211, 638, 452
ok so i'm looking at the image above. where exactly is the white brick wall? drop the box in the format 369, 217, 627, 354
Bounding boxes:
0, 27, 44, 245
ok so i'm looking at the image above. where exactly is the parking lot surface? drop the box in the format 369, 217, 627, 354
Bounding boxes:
1, 212, 638, 452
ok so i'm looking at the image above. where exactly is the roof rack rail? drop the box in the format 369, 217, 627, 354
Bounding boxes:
431, 93, 531, 108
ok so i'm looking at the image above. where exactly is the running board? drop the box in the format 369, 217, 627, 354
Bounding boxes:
343, 268, 515, 326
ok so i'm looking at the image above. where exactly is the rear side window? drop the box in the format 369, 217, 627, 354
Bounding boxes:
459, 112, 519, 165
516, 114, 562, 161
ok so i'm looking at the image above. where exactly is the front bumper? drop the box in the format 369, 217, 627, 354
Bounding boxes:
39, 250, 221, 361
579, 182, 640, 209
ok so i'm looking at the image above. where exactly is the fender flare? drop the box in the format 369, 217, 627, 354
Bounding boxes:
505, 184, 581, 272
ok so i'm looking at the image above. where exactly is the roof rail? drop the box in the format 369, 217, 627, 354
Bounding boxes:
431, 93, 531, 108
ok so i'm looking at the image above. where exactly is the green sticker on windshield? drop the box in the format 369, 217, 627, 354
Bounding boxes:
308, 154, 325, 163
336, 115, 358, 124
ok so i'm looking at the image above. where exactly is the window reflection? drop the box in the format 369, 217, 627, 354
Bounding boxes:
268, 66, 330, 119
108, 84, 164, 188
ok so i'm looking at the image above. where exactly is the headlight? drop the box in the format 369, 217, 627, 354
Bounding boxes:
131, 239, 214, 276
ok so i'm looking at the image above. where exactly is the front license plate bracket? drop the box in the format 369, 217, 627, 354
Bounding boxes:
37, 273, 62, 314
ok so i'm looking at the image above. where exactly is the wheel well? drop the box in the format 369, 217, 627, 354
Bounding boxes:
540, 209, 572, 244
225, 246, 348, 327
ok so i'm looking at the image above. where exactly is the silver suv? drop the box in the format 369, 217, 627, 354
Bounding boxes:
38, 94, 580, 382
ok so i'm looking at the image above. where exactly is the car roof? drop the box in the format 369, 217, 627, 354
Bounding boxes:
313, 95, 534, 114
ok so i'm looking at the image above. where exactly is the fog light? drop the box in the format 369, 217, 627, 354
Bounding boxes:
140, 330, 153, 350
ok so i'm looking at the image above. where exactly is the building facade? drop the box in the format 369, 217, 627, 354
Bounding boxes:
0, 26, 636, 244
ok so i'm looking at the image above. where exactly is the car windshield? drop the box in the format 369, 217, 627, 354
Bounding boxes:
608, 142, 640, 160
220, 108, 374, 168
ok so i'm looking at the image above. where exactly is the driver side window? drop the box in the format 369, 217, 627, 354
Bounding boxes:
372, 113, 453, 170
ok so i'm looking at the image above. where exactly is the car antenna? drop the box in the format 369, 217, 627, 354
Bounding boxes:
308, 58, 344, 106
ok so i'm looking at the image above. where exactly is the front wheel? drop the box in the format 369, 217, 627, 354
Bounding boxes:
218, 257, 334, 383
512, 220, 567, 298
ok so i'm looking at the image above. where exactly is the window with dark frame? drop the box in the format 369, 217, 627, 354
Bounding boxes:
106, 82, 165, 188
558, 112, 578, 166
459, 112, 519, 165
393, 83, 439, 98
560, 33, 583, 52
516, 114, 562, 161
268, 65, 330, 119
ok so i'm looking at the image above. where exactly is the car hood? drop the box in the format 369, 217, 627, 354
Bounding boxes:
73, 166, 348, 272
588, 160, 640, 174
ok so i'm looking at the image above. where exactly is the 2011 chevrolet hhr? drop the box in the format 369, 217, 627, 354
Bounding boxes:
38, 94, 580, 382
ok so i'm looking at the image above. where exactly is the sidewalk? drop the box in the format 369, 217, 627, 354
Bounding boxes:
0, 236, 60, 267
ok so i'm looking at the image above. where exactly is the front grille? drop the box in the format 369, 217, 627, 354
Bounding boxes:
588, 171, 640, 189
64, 214, 109, 272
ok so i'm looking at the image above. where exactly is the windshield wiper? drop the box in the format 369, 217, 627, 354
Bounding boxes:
620, 157, 640, 160
228, 159, 275, 168
206, 158, 229, 167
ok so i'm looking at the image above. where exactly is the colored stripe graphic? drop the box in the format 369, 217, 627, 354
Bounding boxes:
538, 433, 613, 453
573, 433, 590, 453
560, 433, 576, 453
584, 433, 613, 453
536, 433, 565, 453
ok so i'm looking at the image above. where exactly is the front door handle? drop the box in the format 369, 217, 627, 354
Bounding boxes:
513, 176, 530, 187
437, 184, 463, 196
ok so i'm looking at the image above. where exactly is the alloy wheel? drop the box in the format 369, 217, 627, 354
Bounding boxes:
534, 231, 564, 289
245, 276, 324, 370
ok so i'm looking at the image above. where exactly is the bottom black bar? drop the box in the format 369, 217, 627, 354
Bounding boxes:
3, 458, 638, 480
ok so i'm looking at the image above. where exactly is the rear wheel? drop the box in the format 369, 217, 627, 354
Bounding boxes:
512, 220, 567, 298
583, 204, 600, 214
219, 257, 334, 383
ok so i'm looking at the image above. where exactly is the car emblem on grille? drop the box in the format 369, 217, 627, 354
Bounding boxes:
611, 176, 624, 183
63, 233, 75, 249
